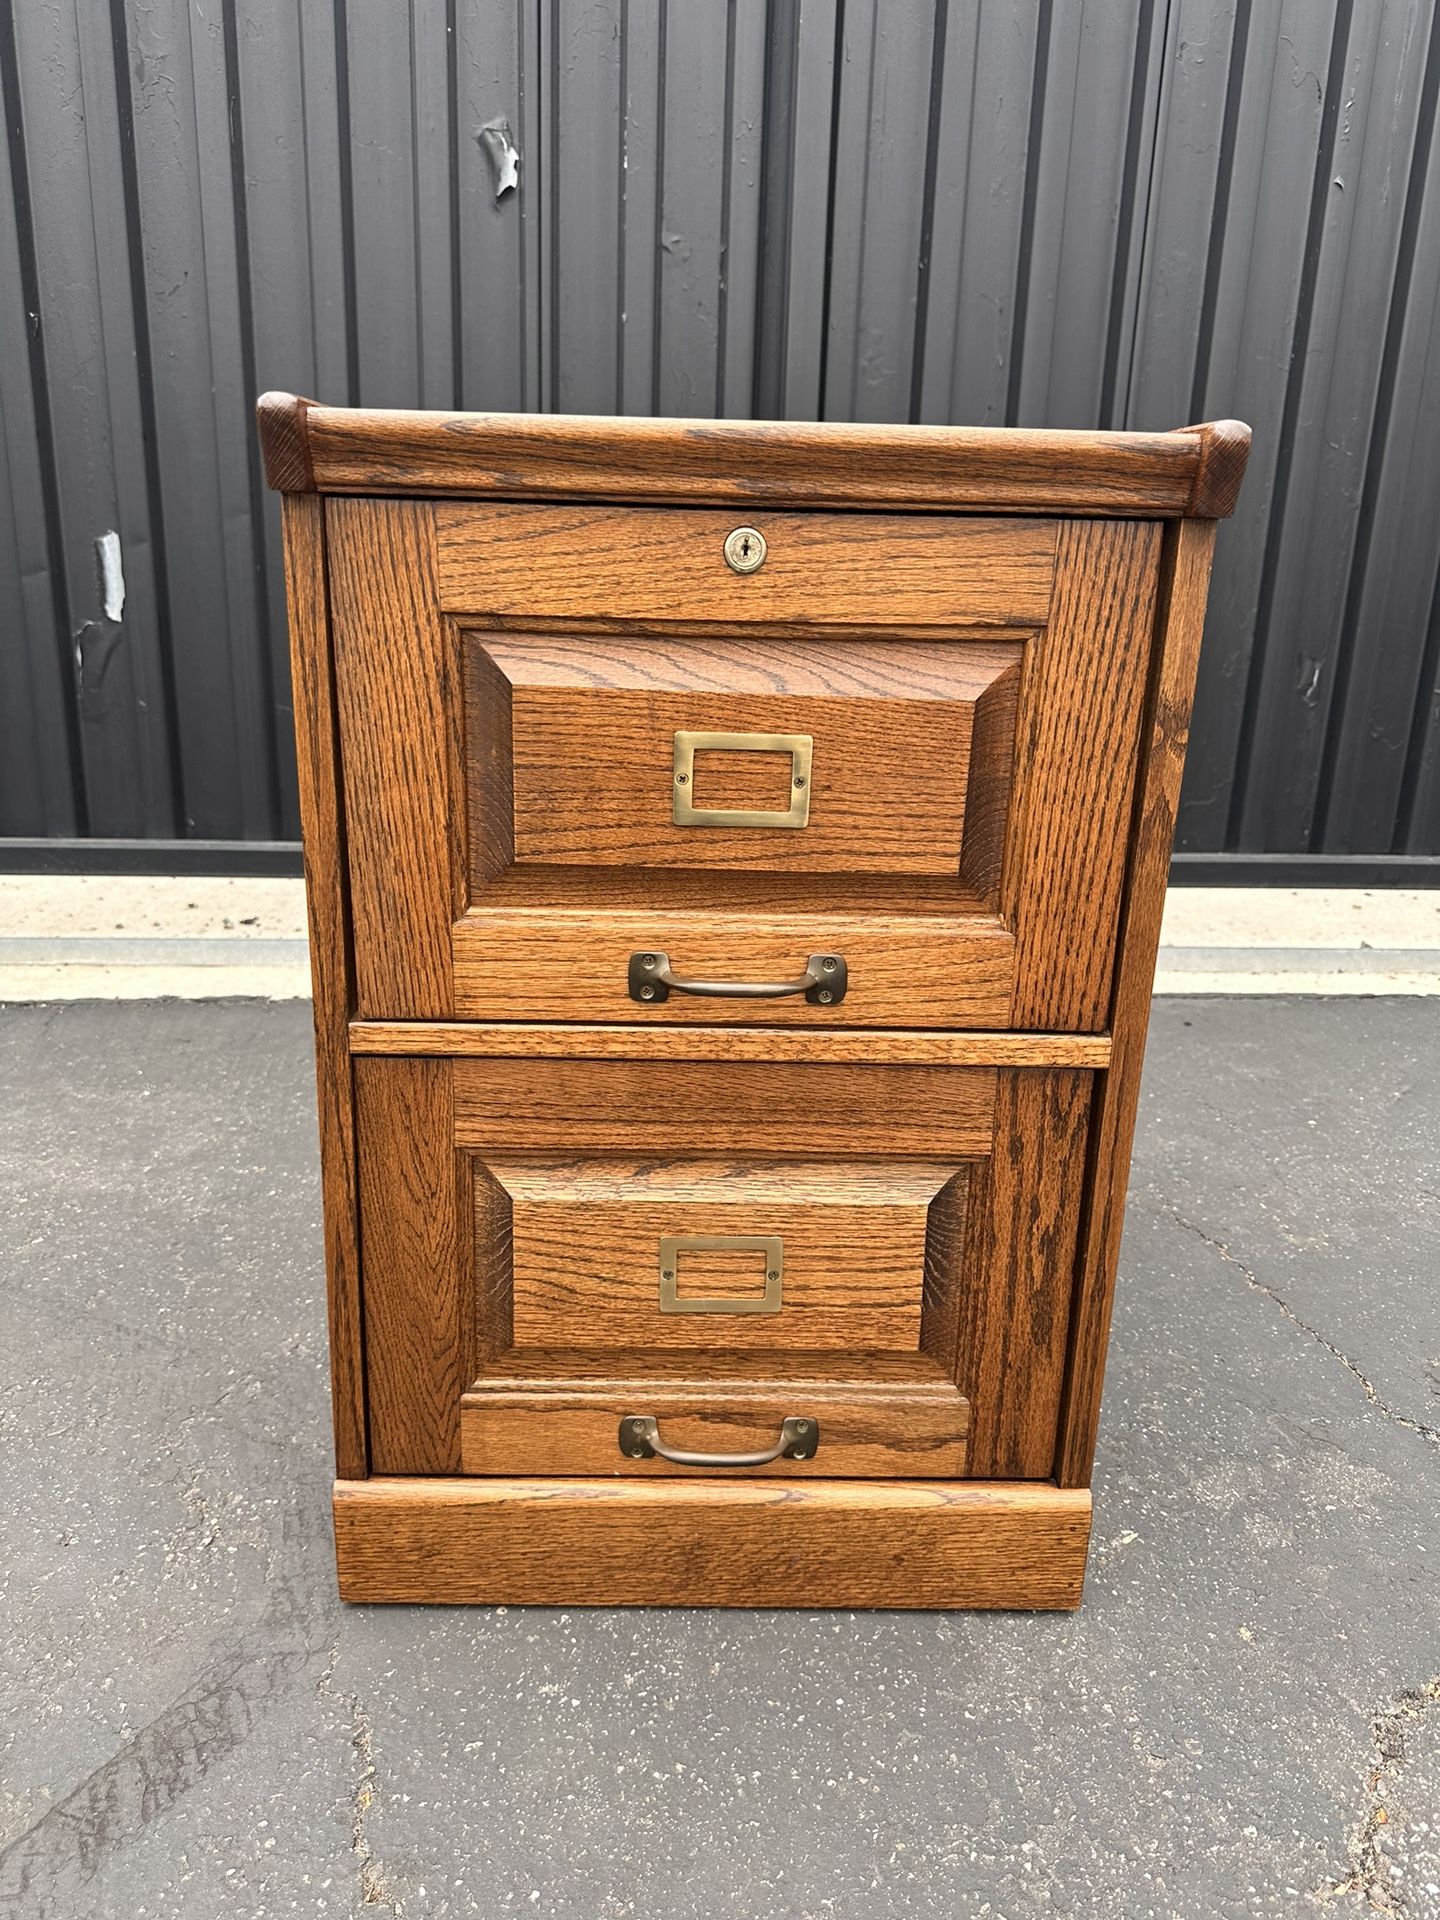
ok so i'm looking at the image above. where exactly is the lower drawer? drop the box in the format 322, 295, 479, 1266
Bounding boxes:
354, 1052, 1093, 1482
461, 1351, 969, 1479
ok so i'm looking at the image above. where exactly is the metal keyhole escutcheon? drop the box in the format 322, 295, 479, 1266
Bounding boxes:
723, 526, 767, 574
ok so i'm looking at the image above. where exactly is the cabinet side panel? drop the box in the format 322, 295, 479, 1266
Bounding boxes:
355, 1058, 467, 1473
1056, 519, 1217, 1487
1007, 520, 1161, 1028
955, 1068, 1093, 1479
284, 494, 365, 1478
328, 498, 457, 1016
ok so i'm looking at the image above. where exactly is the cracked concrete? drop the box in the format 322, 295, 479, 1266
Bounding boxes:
1165, 1208, 1440, 1449
1318, 1680, 1440, 1913
0, 996, 1437, 1918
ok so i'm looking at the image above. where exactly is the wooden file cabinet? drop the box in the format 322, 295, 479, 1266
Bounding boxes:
259, 395, 1248, 1609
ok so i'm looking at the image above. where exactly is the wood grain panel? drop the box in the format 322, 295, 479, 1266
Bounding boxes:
488, 1156, 951, 1350
920, 1168, 972, 1371
953, 1069, 1093, 1478
451, 905, 1015, 1028
1006, 519, 1162, 1029
327, 498, 457, 1017
461, 1369, 968, 1479
281, 494, 366, 1479
468, 632, 1020, 876
1057, 520, 1218, 1487
960, 662, 1022, 904
333, 1477, 1094, 1609
451, 1058, 997, 1158
349, 1020, 1114, 1069
288, 394, 1222, 519
354, 1057, 468, 1473
435, 504, 1057, 627
471, 1161, 513, 1364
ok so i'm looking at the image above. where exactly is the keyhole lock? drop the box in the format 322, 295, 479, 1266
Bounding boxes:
723, 526, 767, 574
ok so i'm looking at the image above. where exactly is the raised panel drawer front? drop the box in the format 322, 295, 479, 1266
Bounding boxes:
352, 1055, 1093, 1483
328, 499, 1162, 1031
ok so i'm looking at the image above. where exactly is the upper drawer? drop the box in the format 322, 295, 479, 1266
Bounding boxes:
328, 500, 1161, 1031
433, 502, 1057, 629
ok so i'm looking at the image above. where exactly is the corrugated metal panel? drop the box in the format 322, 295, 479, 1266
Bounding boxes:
1, 0, 1436, 866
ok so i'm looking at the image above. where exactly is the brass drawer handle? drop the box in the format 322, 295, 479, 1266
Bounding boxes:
628, 950, 846, 1005
618, 1414, 819, 1468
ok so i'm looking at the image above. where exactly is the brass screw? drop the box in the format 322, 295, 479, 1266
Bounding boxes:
662, 1269, 674, 1280
675, 772, 688, 785
767, 1269, 780, 1282
793, 775, 807, 789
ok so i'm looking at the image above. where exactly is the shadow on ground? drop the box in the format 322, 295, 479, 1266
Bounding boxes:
0, 998, 1436, 1919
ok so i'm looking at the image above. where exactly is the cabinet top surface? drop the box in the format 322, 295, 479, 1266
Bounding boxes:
257, 393, 1249, 521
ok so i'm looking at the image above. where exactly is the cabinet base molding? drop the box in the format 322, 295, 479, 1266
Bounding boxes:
332, 1476, 1092, 1610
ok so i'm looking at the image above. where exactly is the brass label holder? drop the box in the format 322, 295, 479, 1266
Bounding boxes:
672, 729, 812, 830
658, 1233, 783, 1315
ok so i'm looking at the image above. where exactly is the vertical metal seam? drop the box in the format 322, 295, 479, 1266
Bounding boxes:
1394, 518, 1440, 848
650, 0, 668, 415
105, 0, 186, 836
446, 0, 462, 410
1225, 0, 1356, 850
222, 0, 282, 838
909, 0, 949, 424
517, 0, 533, 410
749, 1, 791, 417
1186, 0, 1251, 425
1100, 0, 1162, 429
616, 0, 629, 409
1313, 0, 1440, 851
545, 0, 561, 411
332, 0, 360, 405
1005, 0, 1052, 427
815, 0, 847, 419
0, 0, 86, 833
715, 0, 737, 417
409, 3, 423, 400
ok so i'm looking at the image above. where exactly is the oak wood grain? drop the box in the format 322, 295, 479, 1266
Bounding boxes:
327, 498, 458, 1017
463, 638, 514, 884
354, 1057, 469, 1473
257, 391, 314, 491
450, 1058, 998, 1159
281, 493, 366, 1479
436, 504, 1056, 627
467, 632, 1019, 877
471, 1161, 513, 1364
348, 1021, 1114, 1068
333, 1476, 1094, 1608
487, 1155, 951, 1350
1183, 419, 1252, 519
959, 661, 1021, 905
475, 1346, 978, 1384
1006, 520, 1161, 1029
450, 904, 1015, 1028
284, 396, 1238, 522
1056, 519, 1218, 1487
461, 1371, 969, 1478
952, 1068, 1093, 1478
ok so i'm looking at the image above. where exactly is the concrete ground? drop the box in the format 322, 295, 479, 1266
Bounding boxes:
0, 996, 1436, 1919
